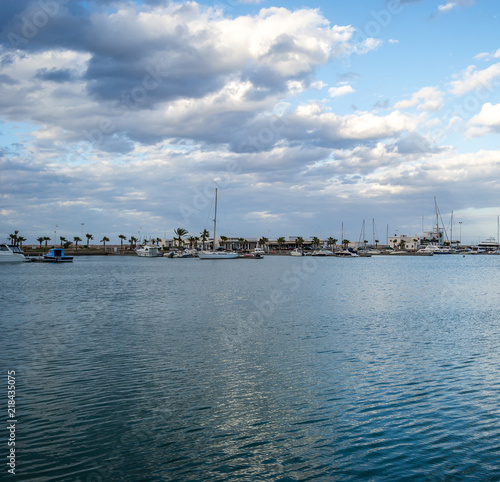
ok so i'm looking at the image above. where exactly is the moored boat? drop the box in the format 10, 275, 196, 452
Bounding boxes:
311, 246, 334, 256
43, 248, 73, 263
0, 244, 26, 263
199, 188, 239, 260
135, 244, 162, 257
290, 248, 304, 256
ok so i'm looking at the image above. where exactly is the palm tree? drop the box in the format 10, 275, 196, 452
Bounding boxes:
259, 237, 269, 252
187, 236, 198, 249
312, 236, 320, 249
37, 236, 44, 249
219, 235, 228, 249
8, 231, 19, 245
295, 236, 304, 250
118, 234, 127, 251
129, 236, 138, 248
200, 229, 209, 250
328, 237, 338, 251
43, 236, 51, 248
17, 236, 26, 247
101, 236, 110, 251
238, 238, 246, 251
174, 228, 188, 249
73, 236, 82, 249
375, 239, 379, 249
342, 239, 350, 249
277, 237, 285, 253
86, 233, 93, 248
60, 236, 67, 247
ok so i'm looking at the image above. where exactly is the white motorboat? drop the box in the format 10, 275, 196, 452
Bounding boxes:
199, 250, 239, 259
0, 244, 25, 263
311, 246, 334, 256
334, 250, 359, 257
199, 188, 239, 260
290, 248, 304, 256
252, 247, 266, 257
135, 244, 162, 257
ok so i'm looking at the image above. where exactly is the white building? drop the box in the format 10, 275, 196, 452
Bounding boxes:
387, 235, 420, 251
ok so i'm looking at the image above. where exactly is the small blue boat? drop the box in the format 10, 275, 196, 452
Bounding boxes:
43, 248, 74, 263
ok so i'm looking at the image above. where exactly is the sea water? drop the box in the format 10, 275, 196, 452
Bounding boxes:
2, 254, 500, 480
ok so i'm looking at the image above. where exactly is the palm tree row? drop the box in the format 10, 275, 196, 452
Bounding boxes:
9, 228, 353, 252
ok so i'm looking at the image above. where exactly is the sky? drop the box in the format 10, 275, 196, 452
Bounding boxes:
1, 0, 500, 245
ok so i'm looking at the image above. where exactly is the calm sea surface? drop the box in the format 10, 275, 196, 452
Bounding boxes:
2, 254, 500, 481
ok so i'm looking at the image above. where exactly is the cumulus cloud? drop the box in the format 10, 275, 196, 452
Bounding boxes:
394, 86, 443, 112
448, 63, 500, 96
328, 84, 355, 98
0, 2, 382, 153
466, 102, 500, 137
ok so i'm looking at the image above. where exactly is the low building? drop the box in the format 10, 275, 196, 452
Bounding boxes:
387, 235, 420, 251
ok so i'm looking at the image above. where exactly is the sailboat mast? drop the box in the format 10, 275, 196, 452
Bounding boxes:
435, 196, 439, 245
450, 211, 453, 248
213, 188, 218, 250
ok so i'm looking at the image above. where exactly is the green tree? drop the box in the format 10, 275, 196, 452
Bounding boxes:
312, 236, 320, 249
342, 239, 350, 249
200, 229, 209, 250
60, 236, 67, 247
174, 228, 188, 249
277, 237, 285, 252
295, 236, 304, 249
73, 236, 82, 249
375, 239, 379, 249
129, 236, 138, 248
43, 236, 51, 247
17, 236, 26, 247
101, 236, 110, 251
8, 231, 19, 245
118, 234, 127, 251
328, 237, 338, 250
187, 236, 198, 249
86, 233, 93, 248
259, 237, 269, 252
37, 236, 44, 249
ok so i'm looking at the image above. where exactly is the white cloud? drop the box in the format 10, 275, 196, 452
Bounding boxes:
437, 0, 477, 14
448, 63, 500, 95
328, 84, 355, 98
394, 86, 443, 112
466, 102, 500, 137
474, 48, 500, 61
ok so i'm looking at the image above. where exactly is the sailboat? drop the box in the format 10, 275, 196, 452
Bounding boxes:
198, 188, 239, 259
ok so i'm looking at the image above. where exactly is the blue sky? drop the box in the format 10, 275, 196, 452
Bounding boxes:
1, 0, 500, 245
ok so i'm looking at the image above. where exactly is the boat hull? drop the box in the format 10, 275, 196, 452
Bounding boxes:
43, 256, 73, 262
198, 252, 239, 259
0, 254, 25, 263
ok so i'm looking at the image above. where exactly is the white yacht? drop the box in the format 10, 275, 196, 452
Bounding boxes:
290, 248, 304, 256
198, 188, 239, 259
0, 244, 25, 263
335, 250, 359, 257
311, 246, 334, 256
252, 247, 266, 257
135, 244, 162, 257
